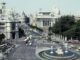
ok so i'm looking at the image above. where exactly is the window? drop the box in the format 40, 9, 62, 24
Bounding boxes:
43, 18, 51, 26
0, 23, 5, 25
0, 27, 4, 29
0, 9, 2, 14
11, 22, 16, 30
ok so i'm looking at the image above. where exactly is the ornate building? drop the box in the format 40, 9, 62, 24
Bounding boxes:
30, 8, 61, 31
0, 2, 24, 39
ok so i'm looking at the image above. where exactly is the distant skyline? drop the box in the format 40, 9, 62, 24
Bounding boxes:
0, 0, 80, 15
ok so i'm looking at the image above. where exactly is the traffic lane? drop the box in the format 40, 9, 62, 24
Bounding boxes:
8, 42, 39, 60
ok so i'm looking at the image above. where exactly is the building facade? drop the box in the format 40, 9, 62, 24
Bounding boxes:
30, 8, 60, 31
0, 2, 24, 39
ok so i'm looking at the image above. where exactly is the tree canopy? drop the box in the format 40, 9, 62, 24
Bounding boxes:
63, 20, 80, 40
52, 15, 75, 35
0, 33, 5, 44
51, 15, 80, 40
18, 28, 25, 38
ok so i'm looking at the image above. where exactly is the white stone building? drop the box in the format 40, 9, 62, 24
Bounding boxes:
30, 8, 61, 31
0, 2, 24, 39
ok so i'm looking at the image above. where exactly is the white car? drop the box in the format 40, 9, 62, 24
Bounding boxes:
29, 42, 32, 45
28, 41, 32, 45
24, 39, 27, 42
29, 35, 32, 39
24, 37, 29, 42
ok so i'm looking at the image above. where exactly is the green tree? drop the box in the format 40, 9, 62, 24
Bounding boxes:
18, 28, 25, 38
63, 20, 80, 40
52, 15, 75, 35
0, 33, 5, 44
74, 20, 80, 40
63, 26, 76, 39
29, 24, 43, 32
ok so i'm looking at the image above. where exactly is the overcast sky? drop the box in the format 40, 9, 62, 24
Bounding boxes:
0, 0, 80, 15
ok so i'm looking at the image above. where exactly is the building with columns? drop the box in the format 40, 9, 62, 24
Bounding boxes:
0, 2, 24, 39
30, 8, 61, 31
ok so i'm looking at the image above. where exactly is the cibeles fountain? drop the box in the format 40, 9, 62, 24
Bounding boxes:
36, 36, 80, 60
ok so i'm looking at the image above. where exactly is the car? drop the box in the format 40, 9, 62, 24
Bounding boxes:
24, 37, 29, 42
29, 42, 32, 45
29, 35, 32, 39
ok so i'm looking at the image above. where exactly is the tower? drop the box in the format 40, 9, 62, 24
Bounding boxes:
1, 1, 6, 20
51, 7, 60, 16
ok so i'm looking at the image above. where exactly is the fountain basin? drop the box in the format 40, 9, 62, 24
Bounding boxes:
38, 49, 79, 60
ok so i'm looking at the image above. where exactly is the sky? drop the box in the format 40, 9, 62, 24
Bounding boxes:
0, 0, 80, 15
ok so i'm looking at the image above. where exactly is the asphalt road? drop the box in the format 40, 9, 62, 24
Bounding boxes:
6, 24, 41, 60
6, 37, 40, 60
